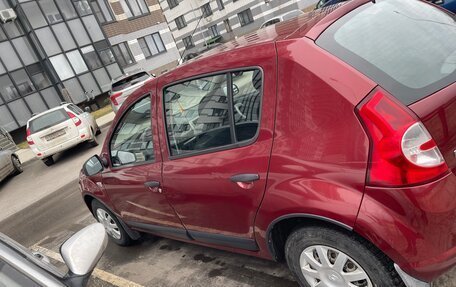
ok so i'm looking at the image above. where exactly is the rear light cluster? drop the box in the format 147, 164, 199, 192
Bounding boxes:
110, 92, 123, 106
357, 89, 448, 187
67, 112, 82, 127
26, 128, 34, 146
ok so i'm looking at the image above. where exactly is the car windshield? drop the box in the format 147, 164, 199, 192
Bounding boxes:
111, 72, 150, 92
29, 109, 69, 134
317, 0, 456, 105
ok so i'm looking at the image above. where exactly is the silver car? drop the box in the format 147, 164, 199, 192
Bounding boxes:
0, 148, 22, 183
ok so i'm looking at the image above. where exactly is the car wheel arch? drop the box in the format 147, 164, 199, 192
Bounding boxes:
83, 195, 141, 240
265, 213, 355, 262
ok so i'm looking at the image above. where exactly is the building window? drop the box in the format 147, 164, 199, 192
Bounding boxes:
94, 40, 116, 65
167, 0, 179, 9
238, 9, 254, 27
175, 15, 186, 30
56, 0, 78, 20
208, 25, 219, 37
3, 21, 24, 39
10, 69, 36, 97
182, 36, 194, 49
223, 19, 232, 33
74, 0, 93, 16
49, 54, 75, 80
90, 0, 113, 24
201, 3, 212, 18
138, 33, 166, 58
119, 0, 149, 18
216, 0, 224, 10
66, 50, 89, 74
39, 0, 63, 24
26, 63, 52, 90
81, 45, 103, 69
0, 75, 19, 102
112, 42, 135, 67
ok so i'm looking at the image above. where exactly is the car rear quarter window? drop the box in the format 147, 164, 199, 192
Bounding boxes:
316, 0, 456, 105
29, 109, 69, 134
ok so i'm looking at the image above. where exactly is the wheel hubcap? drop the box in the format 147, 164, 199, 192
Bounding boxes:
299, 245, 372, 287
96, 209, 121, 240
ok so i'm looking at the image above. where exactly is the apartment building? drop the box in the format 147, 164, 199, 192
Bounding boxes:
158, 0, 316, 55
0, 0, 179, 137
98, 0, 180, 75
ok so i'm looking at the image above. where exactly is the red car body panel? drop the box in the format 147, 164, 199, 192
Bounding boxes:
79, 0, 456, 283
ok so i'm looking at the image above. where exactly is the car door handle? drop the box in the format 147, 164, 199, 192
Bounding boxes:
230, 174, 260, 183
144, 181, 162, 193
230, 174, 259, 190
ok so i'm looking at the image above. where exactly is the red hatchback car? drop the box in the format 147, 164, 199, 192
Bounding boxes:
79, 1, 456, 286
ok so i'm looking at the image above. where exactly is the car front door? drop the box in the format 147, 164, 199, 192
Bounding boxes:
101, 93, 184, 234
158, 67, 276, 250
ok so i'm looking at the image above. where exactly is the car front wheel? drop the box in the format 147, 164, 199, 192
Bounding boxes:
285, 226, 405, 287
91, 200, 135, 246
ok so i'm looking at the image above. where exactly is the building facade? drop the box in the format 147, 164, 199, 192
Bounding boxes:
0, 0, 179, 138
158, 0, 316, 55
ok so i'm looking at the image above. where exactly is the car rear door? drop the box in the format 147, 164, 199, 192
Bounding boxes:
100, 91, 185, 236
157, 47, 277, 250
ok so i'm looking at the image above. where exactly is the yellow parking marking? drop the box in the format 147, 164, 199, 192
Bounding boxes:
31, 244, 144, 287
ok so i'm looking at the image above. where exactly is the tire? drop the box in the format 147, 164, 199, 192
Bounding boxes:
285, 226, 405, 287
11, 155, 22, 175
95, 126, 101, 135
42, 156, 54, 167
91, 200, 135, 246
89, 129, 99, 147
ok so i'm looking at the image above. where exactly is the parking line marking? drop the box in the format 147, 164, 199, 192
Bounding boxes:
32, 245, 144, 287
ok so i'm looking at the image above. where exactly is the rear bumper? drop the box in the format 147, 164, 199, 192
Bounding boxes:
355, 172, 456, 282
394, 264, 430, 287
31, 127, 92, 158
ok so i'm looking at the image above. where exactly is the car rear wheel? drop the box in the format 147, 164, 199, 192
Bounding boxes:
42, 156, 54, 167
285, 226, 405, 287
91, 200, 135, 246
89, 128, 99, 147
11, 156, 22, 175
95, 126, 101, 135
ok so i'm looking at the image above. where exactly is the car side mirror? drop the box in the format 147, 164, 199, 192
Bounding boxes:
84, 107, 91, 113
117, 151, 136, 165
61, 223, 107, 285
83, 155, 104, 176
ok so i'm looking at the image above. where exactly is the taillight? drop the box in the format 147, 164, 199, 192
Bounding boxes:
110, 92, 123, 106
26, 128, 34, 146
67, 112, 82, 127
357, 89, 448, 187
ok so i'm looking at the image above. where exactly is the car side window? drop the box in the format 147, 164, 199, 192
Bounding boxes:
110, 96, 154, 167
164, 69, 262, 157
0, 260, 42, 287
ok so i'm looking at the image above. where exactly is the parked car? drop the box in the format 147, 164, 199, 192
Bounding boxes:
79, 1, 456, 287
0, 223, 107, 287
0, 148, 22, 183
110, 71, 154, 113
27, 103, 100, 166
259, 9, 304, 29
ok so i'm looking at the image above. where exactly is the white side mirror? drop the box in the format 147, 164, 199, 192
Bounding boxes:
61, 223, 107, 276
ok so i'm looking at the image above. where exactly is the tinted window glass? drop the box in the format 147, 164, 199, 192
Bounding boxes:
68, 104, 83, 115
164, 69, 262, 156
29, 109, 69, 133
232, 70, 262, 142
110, 97, 154, 167
317, 0, 456, 105
111, 72, 150, 92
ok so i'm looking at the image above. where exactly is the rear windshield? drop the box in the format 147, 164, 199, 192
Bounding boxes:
29, 109, 69, 133
317, 0, 456, 105
112, 72, 150, 92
